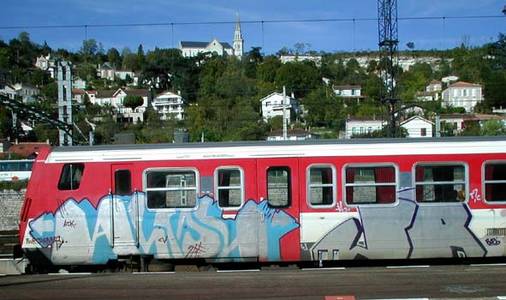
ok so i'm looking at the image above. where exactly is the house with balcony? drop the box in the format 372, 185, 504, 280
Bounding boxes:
442, 81, 483, 112
260, 92, 300, 122
152, 91, 185, 121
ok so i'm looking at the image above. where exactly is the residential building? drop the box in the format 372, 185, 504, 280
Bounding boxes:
0, 83, 39, 103
0, 84, 17, 100
260, 92, 300, 122
180, 18, 243, 58
152, 91, 185, 120
72, 88, 86, 104
440, 113, 506, 135
400, 116, 434, 138
266, 129, 319, 141
97, 62, 116, 81
426, 80, 442, 93
345, 118, 385, 139
280, 55, 322, 67
35, 54, 56, 78
442, 81, 483, 112
333, 85, 363, 98
88, 88, 149, 124
73, 77, 87, 89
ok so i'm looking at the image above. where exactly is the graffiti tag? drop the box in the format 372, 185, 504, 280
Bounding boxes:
470, 188, 481, 203
63, 219, 76, 228
35, 235, 66, 249
185, 242, 205, 258
485, 238, 501, 246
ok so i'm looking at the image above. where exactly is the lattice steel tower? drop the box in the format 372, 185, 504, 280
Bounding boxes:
377, 0, 399, 137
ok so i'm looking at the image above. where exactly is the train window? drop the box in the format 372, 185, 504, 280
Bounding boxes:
58, 163, 85, 190
415, 164, 467, 203
216, 168, 243, 208
345, 165, 396, 205
145, 169, 197, 209
267, 167, 290, 208
484, 162, 506, 202
307, 165, 335, 207
115, 170, 132, 196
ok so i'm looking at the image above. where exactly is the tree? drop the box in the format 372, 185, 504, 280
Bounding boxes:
123, 95, 144, 111
80, 39, 99, 61
107, 48, 122, 69
275, 62, 320, 98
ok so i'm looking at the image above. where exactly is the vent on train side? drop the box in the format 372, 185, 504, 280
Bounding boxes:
487, 228, 506, 236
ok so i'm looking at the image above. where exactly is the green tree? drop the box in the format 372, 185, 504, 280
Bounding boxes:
275, 62, 320, 98
123, 95, 144, 110
107, 48, 122, 69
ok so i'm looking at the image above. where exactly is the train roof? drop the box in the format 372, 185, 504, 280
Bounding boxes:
44, 136, 506, 163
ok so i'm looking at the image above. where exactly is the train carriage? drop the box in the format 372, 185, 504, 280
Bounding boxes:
18, 137, 506, 269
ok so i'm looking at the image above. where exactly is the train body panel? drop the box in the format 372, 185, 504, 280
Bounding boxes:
18, 138, 506, 265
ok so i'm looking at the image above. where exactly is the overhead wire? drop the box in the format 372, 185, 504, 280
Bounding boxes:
0, 15, 503, 30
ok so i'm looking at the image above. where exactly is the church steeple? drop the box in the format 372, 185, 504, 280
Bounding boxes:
233, 13, 244, 58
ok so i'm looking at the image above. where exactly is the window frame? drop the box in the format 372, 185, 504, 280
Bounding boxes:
57, 163, 85, 191
306, 164, 336, 208
114, 169, 132, 196
412, 161, 469, 204
143, 167, 200, 210
343, 163, 399, 207
214, 166, 245, 210
266, 166, 291, 208
482, 160, 506, 204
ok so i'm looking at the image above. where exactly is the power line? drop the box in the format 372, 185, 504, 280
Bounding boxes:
0, 15, 503, 30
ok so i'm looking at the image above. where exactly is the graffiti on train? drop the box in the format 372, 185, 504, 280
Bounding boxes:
27, 194, 299, 264
307, 195, 487, 260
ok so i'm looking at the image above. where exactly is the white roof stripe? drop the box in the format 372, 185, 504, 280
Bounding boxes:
45, 140, 506, 163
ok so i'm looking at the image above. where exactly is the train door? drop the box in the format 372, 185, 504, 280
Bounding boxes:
111, 164, 139, 248
256, 158, 300, 261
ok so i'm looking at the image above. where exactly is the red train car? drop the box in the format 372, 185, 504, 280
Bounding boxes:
19, 137, 506, 269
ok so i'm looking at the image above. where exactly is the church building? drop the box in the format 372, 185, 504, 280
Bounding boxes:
179, 16, 244, 58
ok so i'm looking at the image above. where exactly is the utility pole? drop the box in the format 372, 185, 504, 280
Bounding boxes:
378, 0, 400, 137
282, 86, 288, 140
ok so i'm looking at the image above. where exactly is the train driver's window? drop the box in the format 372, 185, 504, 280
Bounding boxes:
308, 165, 335, 207
345, 165, 396, 205
484, 162, 506, 202
145, 169, 197, 209
267, 167, 291, 208
58, 163, 85, 190
415, 164, 467, 203
216, 168, 244, 208
115, 170, 132, 196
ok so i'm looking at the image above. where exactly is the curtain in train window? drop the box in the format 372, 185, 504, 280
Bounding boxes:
308, 166, 335, 206
267, 167, 290, 207
345, 166, 396, 205
415, 164, 466, 202
145, 170, 197, 209
58, 163, 85, 190
484, 162, 506, 202
216, 168, 243, 208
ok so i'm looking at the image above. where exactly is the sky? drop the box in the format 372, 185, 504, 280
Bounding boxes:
1, 0, 505, 54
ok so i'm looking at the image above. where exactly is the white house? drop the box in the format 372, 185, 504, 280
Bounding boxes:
88, 88, 149, 124
400, 116, 434, 138
266, 129, 319, 141
260, 92, 300, 122
0, 84, 17, 100
442, 81, 483, 112
72, 88, 86, 104
152, 91, 185, 121
440, 113, 506, 135
35, 54, 56, 78
280, 55, 322, 67
1, 83, 40, 103
97, 62, 116, 81
345, 118, 385, 139
180, 18, 243, 58
333, 85, 362, 98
